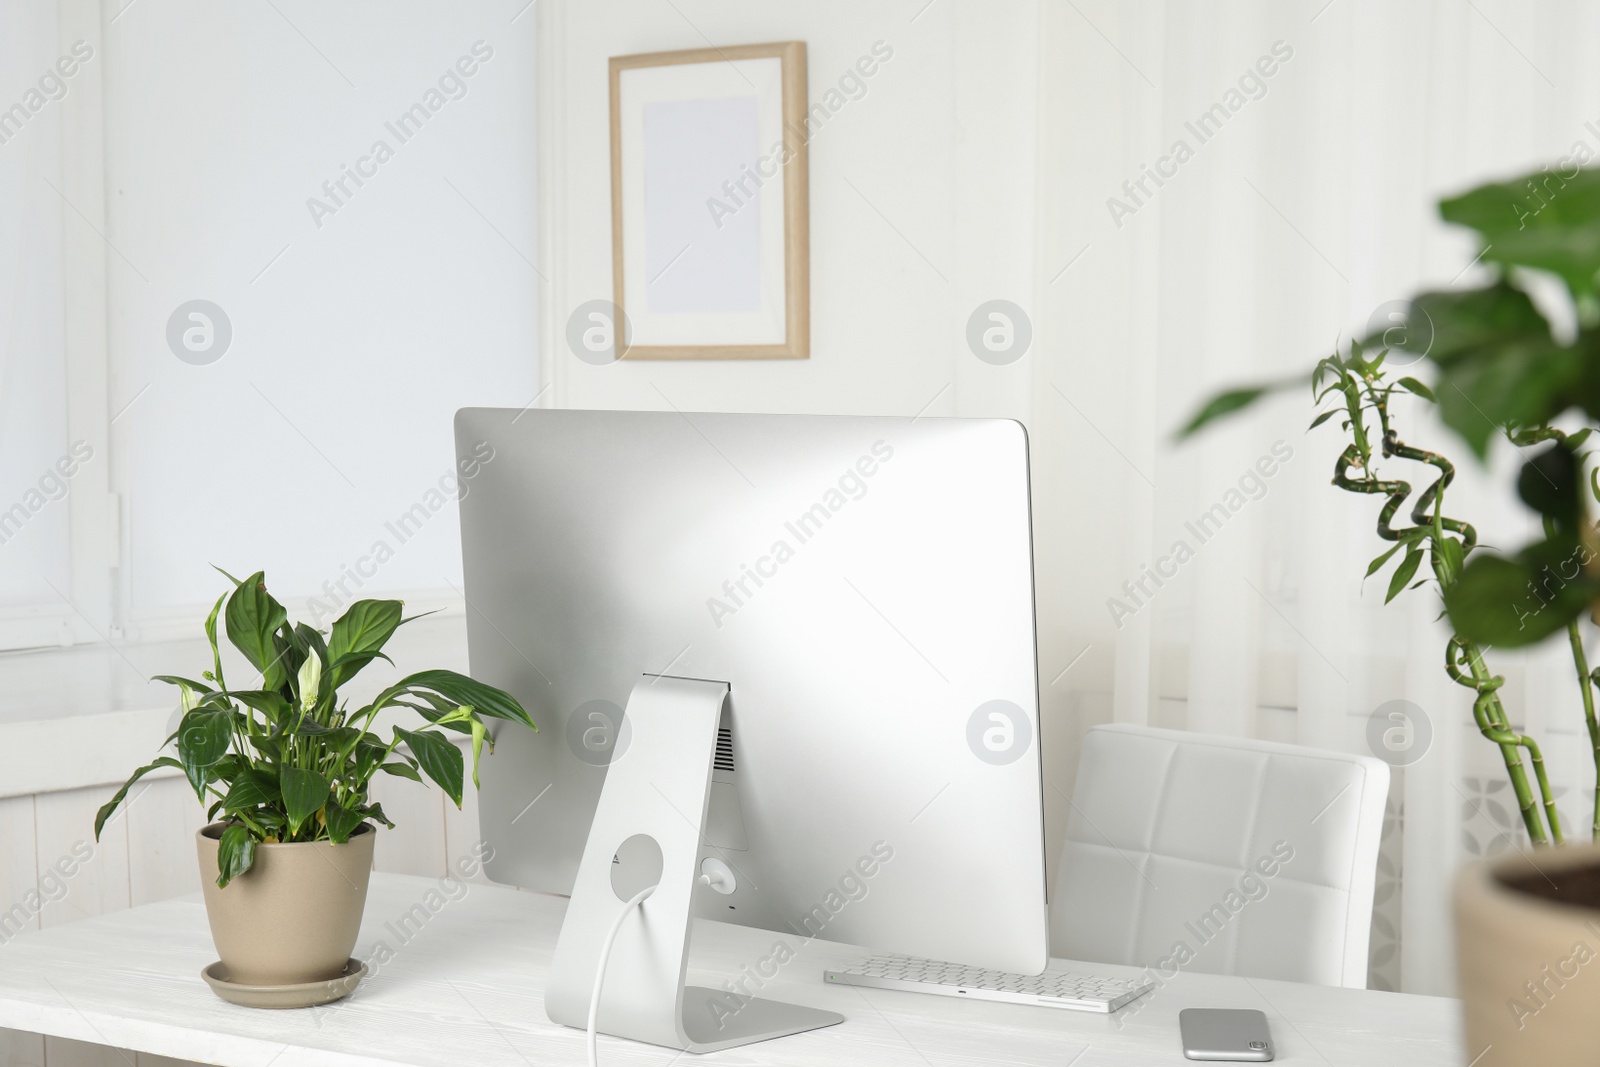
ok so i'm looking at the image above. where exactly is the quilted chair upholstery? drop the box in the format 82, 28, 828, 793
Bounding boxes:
1051, 724, 1389, 988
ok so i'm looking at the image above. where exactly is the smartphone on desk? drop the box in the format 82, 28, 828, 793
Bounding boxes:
1179, 1008, 1274, 1061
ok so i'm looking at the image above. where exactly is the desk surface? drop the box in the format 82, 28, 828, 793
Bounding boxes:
0, 873, 1463, 1066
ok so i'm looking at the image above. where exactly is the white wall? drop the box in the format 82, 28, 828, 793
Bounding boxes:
102, 0, 540, 633
540, 0, 1040, 423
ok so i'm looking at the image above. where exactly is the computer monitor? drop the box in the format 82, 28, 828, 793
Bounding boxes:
455, 408, 1046, 1048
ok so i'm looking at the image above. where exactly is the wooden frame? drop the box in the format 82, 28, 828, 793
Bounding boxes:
608, 42, 809, 360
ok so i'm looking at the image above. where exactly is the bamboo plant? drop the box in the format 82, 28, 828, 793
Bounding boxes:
1261, 348, 1585, 844
94, 569, 537, 885
1182, 162, 1600, 846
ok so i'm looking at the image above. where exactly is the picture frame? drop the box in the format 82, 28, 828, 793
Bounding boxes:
608, 41, 809, 360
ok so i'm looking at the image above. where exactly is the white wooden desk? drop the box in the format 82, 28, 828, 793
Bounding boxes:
0, 874, 1463, 1066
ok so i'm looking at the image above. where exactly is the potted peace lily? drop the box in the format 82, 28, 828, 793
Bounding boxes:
94, 569, 536, 1007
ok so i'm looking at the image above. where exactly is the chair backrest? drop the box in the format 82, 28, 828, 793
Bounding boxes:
1051, 723, 1389, 988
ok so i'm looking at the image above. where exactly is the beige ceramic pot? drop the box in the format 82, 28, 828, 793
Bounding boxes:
196, 822, 375, 985
1454, 840, 1600, 1067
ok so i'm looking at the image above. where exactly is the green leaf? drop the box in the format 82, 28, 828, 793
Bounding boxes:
203, 592, 228, 691
280, 767, 331, 836
1517, 441, 1582, 526
1435, 337, 1584, 458
330, 649, 395, 685
393, 699, 474, 735
328, 600, 404, 687
178, 710, 236, 799
215, 824, 257, 888
94, 757, 182, 839
1389, 280, 1588, 459
271, 630, 299, 692
428, 705, 491, 788
1308, 409, 1337, 431
1365, 543, 1403, 578
352, 739, 394, 786
211, 753, 246, 783
153, 674, 215, 695
1432, 535, 1466, 584
1443, 538, 1600, 646
221, 768, 281, 813
428, 704, 476, 728
325, 802, 366, 844
1385, 547, 1424, 604
391, 670, 537, 731
1440, 168, 1600, 295
292, 622, 330, 666
1408, 283, 1550, 366
1395, 377, 1437, 403
1177, 387, 1270, 438
224, 572, 290, 689
287, 723, 360, 755
253, 810, 286, 832
396, 727, 464, 807
231, 689, 289, 724
378, 761, 423, 783
362, 801, 395, 829
468, 717, 488, 790
250, 734, 283, 764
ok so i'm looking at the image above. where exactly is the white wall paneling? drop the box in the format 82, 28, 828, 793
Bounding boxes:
0, 795, 44, 1066
126, 777, 207, 909
369, 770, 448, 880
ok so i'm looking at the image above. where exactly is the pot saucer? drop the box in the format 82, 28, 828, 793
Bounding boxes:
201, 958, 367, 1009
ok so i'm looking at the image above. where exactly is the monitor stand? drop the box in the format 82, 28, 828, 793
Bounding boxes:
544, 674, 845, 1053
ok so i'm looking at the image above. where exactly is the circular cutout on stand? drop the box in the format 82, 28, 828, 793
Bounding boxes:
611, 833, 664, 901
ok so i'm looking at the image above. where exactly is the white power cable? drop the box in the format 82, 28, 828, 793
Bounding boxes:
587, 884, 656, 1067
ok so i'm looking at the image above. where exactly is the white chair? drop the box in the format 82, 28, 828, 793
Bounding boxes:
1051, 723, 1389, 988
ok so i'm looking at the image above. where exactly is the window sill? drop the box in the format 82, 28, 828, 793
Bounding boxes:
0, 613, 469, 799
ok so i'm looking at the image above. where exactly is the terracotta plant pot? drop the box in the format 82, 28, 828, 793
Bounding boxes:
196, 822, 375, 986
1454, 840, 1600, 1067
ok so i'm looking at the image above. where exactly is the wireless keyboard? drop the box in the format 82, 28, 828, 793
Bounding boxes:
824, 954, 1154, 1013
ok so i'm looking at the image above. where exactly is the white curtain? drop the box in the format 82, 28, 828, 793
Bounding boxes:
1031, 0, 1600, 994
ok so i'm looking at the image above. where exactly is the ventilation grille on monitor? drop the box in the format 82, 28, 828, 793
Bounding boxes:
714, 727, 736, 772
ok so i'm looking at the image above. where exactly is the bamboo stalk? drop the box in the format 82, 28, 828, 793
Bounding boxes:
1316, 357, 1567, 846
1545, 497, 1600, 841
1448, 638, 1558, 845
1572, 627, 1600, 842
